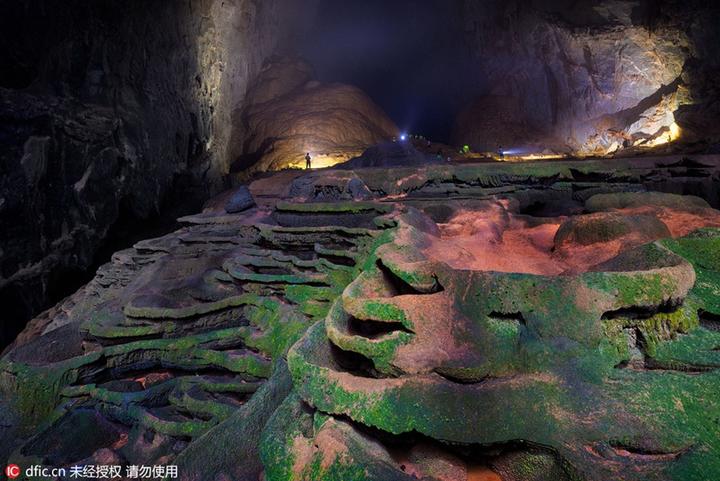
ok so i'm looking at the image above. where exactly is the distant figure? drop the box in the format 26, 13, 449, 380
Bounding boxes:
305, 152, 312, 169
497, 145, 504, 159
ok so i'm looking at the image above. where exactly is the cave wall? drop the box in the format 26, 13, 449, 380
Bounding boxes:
454, 0, 720, 155
0, 0, 309, 348
232, 57, 400, 176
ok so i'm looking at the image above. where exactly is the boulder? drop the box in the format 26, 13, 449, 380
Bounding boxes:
338, 141, 442, 169
224, 185, 256, 213
554, 212, 671, 251
586, 191, 711, 212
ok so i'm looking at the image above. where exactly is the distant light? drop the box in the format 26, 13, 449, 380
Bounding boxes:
670, 122, 681, 141
645, 121, 682, 148
400, 134, 407, 141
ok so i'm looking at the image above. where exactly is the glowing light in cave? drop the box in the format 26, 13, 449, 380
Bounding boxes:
644, 121, 682, 148
496, 153, 568, 162
670, 122, 681, 141
307, 154, 351, 169
295, 149, 359, 170
485, 147, 567, 162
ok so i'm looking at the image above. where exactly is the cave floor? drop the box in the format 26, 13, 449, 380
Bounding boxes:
2, 153, 720, 481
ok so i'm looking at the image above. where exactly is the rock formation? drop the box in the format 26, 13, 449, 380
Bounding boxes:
0, 0, 316, 347
6, 0, 720, 354
3, 154, 720, 480
4, 2, 720, 477
233, 57, 399, 175
453, 0, 720, 156
224, 185, 257, 213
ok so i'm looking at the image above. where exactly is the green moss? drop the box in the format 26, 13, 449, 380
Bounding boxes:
0, 351, 102, 426
276, 215, 720, 479
289, 323, 571, 445
124, 293, 259, 319
585, 271, 676, 307
260, 392, 311, 481
355, 300, 409, 324
663, 231, 720, 314
244, 301, 311, 359
87, 323, 167, 339
169, 391, 236, 420
662, 231, 720, 272
128, 404, 213, 438
653, 325, 720, 368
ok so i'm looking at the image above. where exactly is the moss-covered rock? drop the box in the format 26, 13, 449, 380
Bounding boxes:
276, 219, 720, 481
586, 192, 710, 212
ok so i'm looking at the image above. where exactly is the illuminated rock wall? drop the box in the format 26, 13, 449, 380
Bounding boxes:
454, 0, 719, 156
0, 0, 312, 347
233, 58, 399, 175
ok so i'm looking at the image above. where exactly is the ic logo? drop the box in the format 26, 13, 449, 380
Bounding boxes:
5, 464, 21, 479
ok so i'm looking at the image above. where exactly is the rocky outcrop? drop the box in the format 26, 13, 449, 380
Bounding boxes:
0, 197, 385, 468
233, 58, 399, 175
4, 157, 720, 479
280, 216, 718, 481
554, 212, 671, 249
453, 0, 720, 156
338, 141, 443, 169
224, 185, 256, 213
0, 0, 314, 348
453, 95, 569, 154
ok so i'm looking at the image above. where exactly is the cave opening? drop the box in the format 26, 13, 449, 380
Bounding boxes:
296, 0, 475, 144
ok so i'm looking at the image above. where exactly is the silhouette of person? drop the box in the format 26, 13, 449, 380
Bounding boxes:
305, 152, 312, 169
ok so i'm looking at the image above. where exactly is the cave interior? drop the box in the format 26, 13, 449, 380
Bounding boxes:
2, 1, 720, 480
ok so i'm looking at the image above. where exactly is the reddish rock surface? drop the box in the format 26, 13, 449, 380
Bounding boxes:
425, 197, 720, 275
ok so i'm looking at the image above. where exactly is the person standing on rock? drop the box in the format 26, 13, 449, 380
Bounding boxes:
305, 152, 312, 169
